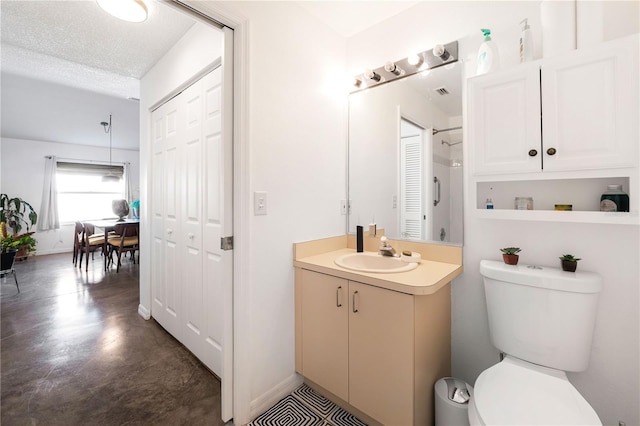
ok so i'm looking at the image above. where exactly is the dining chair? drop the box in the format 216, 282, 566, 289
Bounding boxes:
73, 222, 83, 266
81, 223, 106, 271
107, 223, 139, 273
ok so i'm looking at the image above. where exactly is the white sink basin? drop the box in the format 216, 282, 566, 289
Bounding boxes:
334, 252, 418, 273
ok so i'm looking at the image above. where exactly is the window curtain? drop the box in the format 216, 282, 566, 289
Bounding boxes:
123, 162, 133, 203
38, 156, 60, 231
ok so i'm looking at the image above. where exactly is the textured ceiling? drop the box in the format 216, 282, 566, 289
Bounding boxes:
1, 0, 196, 99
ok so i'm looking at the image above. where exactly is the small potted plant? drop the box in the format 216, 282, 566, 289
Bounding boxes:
500, 247, 521, 265
1, 234, 19, 272
559, 254, 581, 272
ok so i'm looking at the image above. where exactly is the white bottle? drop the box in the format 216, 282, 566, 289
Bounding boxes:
519, 19, 533, 62
477, 29, 500, 75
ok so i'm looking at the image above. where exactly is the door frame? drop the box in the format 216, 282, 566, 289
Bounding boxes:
142, 1, 252, 424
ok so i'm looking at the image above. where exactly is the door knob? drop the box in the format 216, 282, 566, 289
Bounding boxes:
528, 149, 538, 157
546, 147, 557, 156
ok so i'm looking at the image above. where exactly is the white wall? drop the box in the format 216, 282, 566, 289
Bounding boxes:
347, 2, 639, 425
0, 137, 140, 255
205, 1, 348, 415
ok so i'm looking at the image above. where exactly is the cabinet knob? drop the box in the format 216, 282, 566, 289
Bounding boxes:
167, 228, 173, 234
546, 147, 557, 156
188, 233, 195, 239
528, 149, 538, 157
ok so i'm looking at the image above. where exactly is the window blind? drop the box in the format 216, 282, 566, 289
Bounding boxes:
56, 162, 124, 177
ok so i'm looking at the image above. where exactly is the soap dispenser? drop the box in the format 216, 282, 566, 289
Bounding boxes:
477, 28, 500, 75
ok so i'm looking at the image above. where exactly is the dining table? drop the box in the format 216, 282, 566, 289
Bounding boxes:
85, 218, 140, 271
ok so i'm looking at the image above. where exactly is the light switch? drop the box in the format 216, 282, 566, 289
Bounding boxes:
254, 191, 267, 215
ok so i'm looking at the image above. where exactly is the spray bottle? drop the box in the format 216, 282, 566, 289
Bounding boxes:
519, 19, 533, 62
477, 29, 500, 75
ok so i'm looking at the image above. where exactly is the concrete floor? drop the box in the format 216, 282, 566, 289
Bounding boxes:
1, 252, 225, 425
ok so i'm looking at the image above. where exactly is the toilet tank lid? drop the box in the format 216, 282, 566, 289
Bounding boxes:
480, 260, 603, 294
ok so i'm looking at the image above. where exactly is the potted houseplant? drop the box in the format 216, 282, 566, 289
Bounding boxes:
1, 194, 38, 259
500, 247, 521, 265
559, 254, 581, 272
1, 234, 19, 272
0, 194, 37, 235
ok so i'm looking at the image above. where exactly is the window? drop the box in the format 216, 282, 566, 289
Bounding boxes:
56, 162, 125, 223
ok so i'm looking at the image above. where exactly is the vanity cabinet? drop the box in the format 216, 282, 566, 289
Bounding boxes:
297, 268, 450, 426
470, 35, 638, 176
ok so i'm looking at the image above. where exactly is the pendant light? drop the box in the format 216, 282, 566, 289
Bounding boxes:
97, 0, 148, 23
100, 114, 121, 182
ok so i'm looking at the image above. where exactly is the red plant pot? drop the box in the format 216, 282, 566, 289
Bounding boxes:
502, 254, 519, 265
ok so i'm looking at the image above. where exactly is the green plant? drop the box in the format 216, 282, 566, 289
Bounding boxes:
559, 254, 581, 262
500, 247, 522, 255
15, 234, 37, 254
0, 194, 38, 235
1, 235, 19, 253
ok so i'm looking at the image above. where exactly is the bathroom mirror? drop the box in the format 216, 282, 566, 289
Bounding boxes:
348, 61, 463, 245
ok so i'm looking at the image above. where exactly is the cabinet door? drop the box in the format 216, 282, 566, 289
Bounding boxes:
469, 64, 542, 175
542, 36, 638, 171
301, 270, 349, 401
348, 281, 414, 426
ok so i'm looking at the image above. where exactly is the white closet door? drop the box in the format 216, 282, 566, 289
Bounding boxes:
151, 98, 184, 338
200, 67, 225, 377
181, 78, 207, 363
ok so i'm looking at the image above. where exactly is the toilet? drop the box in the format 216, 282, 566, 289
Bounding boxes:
470, 260, 603, 426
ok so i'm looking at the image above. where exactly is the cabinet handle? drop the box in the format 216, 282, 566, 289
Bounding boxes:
352, 291, 359, 313
546, 147, 557, 156
336, 286, 343, 307
528, 149, 538, 157
433, 177, 441, 207
167, 228, 173, 234
188, 233, 195, 239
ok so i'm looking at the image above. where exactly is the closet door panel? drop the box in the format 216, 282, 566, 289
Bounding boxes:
202, 67, 225, 377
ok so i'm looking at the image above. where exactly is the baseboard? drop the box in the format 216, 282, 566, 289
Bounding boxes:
35, 248, 72, 256
137, 304, 151, 320
249, 373, 302, 420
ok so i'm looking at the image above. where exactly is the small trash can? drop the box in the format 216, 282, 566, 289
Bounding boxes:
435, 377, 473, 426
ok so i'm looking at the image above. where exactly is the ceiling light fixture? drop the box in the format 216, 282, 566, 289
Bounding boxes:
100, 114, 121, 183
97, 0, 148, 23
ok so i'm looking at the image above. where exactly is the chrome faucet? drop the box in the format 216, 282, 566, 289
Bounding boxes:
379, 236, 397, 257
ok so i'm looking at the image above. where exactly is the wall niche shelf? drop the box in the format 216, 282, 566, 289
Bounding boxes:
476, 209, 638, 225
475, 177, 637, 225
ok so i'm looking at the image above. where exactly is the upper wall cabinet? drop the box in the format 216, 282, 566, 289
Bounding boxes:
469, 35, 639, 177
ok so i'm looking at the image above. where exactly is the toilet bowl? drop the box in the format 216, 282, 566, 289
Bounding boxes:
472, 260, 603, 425
469, 356, 600, 425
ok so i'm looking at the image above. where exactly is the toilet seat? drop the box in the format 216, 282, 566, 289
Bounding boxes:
471, 356, 601, 425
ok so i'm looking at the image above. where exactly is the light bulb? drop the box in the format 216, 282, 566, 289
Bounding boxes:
407, 54, 423, 66
97, 0, 148, 23
364, 69, 381, 82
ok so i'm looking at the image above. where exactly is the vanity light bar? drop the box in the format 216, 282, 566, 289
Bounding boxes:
351, 40, 458, 92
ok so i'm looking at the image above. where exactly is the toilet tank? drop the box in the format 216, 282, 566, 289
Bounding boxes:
479, 260, 602, 372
